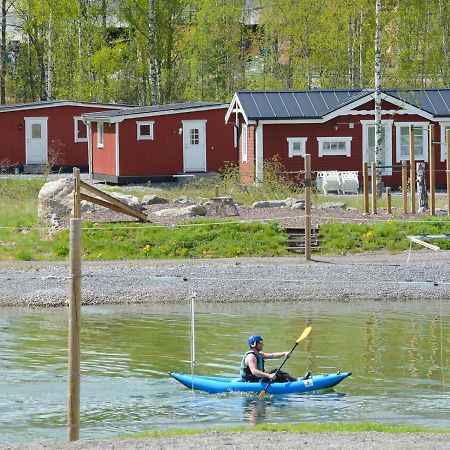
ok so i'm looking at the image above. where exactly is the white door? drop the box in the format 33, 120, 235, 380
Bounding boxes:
25, 117, 48, 164
183, 120, 206, 172
362, 121, 393, 176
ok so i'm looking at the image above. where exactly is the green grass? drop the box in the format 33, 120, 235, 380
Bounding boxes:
1, 177, 450, 261
319, 216, 450, 254
127, 422, 450, 439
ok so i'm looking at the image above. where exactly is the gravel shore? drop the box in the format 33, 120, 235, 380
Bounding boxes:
1, 431, 449, 449
1, 251, 450, 308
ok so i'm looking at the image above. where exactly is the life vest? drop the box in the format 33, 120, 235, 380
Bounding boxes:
240, 350, 265, 381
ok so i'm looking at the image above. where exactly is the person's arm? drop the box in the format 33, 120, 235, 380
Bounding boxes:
260, 351, 291, 360
246, 354, 276, 379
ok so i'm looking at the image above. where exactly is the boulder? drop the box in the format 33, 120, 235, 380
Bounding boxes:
317, 202, 347, 209
141, 194, 169, 205
251, 200, 287, 208
109, 192, 142, 210
173, 196, 190, 204
38, 177, 73, 221
291, 201, 305, 210
154, 205, 207, 218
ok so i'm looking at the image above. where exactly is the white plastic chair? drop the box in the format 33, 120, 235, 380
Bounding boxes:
339, 171, 359, 194
321, 171, 341, 195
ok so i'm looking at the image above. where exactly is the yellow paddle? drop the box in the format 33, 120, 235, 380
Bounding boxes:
258, 326, 312, 399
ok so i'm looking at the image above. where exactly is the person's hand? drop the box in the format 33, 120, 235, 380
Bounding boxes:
285, 351, 292, 358
268, 372, 277, 380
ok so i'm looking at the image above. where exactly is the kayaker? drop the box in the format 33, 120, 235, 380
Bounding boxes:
240, 335, 297, 382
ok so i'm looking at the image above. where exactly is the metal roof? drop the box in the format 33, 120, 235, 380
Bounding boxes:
0, 100, 134, 112
235, 88, 450, 120
83, 102, 228, 121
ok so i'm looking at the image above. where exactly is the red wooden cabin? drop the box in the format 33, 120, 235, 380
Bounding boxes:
226, 89, 450, 188
0, 101, 131, 173
83, 102, 237, 184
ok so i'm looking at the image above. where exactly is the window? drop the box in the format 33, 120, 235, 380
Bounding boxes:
136, 121, 154, 140
190, 128, 200, 145
31, 124, 41, 139
317, 137, 352, 157
361, 120, 393, 175
74, 117, 87, 142
242, 124, 248, 163
97, 122, 104, 148
440, 122, 450, 162
287, 137, 307, 158
395, 123, 428, 162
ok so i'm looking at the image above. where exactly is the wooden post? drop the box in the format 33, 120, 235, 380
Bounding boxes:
447, 130, 450, 216
409, 125, 416, 214
429, 124, 435, 216
402, 160, 408, 214
371, 162, 377, 214
68, 218, 82, 441
363, 162, 369, 214
214, 185, 220, 214
304, 154, 312, 261
386, 187, 391, 214
73, 168, 81, 219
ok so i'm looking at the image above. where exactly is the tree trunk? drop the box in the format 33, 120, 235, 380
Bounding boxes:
47, 11, 52, 100
148, 0, 158, 105
417, 162, 428, 212
374, 0, 384, 197
438, 0, 449, 84
359, 8, 364, 88
1, 0, 6, 104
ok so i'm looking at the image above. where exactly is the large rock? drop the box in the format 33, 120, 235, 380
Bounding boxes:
38, 177, 73, 221
251, 200, 287, 208
109, 192, 142, 210
317, 202, 347, 209
141, 194, 169, 205
154, 205, 207, 217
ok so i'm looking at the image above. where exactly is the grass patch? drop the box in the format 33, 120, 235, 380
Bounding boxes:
128, 422, 450, 439
319, 216, 450, 254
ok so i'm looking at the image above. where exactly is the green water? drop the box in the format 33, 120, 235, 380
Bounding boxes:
0, 303, 449, 444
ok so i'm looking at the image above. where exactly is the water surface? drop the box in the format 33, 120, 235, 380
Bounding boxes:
0, 302, 449, 443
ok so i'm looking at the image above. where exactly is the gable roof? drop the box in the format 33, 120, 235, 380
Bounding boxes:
227, 88, 450, 122
0, 100, 134, 113
82, 102, 229, 122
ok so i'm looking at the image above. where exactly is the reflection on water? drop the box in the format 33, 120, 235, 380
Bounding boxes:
0, 304, 449, 444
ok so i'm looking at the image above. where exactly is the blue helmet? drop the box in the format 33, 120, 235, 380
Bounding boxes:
247, 335, 263, 347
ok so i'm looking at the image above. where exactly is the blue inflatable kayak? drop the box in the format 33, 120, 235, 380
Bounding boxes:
169, 371, 351, 394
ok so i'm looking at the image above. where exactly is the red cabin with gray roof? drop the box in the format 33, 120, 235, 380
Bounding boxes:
226, 88, 450, 188
83, 102, 237, 184
0, 100, 132, 173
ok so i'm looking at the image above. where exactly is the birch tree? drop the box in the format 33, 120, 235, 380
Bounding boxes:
374, 0, 383, 197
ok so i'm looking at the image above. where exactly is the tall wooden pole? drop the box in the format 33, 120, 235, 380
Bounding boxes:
429, 124, 435, 216
304, 154, 312, 261
68, 217, 82, 441
386, 187, 392, 214
363, 162, 369, 214
371, 162, 377, 214
409, 126, 416, 214
447, 129, 450, 216
73, 168, 81, 219
401, 160, 408, 214
68, 168, 82, 441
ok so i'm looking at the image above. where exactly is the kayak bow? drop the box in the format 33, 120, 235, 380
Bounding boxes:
169, 371, 351, 394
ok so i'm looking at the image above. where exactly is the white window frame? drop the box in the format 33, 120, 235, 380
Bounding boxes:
136, 121, 154, 141
440, 121, 450, 162
317, 137, 352, 157
97, 122, 104, 148
287, 137, 307, 158
394, 122, 429, 163
74, 117, 88, 143
360, 120, 393, 176
242, 124, 248, 163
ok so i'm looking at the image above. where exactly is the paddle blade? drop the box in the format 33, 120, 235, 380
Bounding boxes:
296, 326, 312, 343
258, 389, 267, 399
